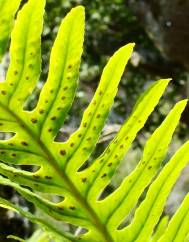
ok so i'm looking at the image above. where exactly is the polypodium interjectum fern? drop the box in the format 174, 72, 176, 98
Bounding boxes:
0, 1, 189, 242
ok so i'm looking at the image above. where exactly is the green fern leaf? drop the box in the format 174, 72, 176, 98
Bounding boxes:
97, 100, 187, 234
158, 194, 189, 242
120, 141, 189, 242
151, 216, 169, 242
0, 0, 21, 60
0, 195, 74, 241
0, 1, 189, 242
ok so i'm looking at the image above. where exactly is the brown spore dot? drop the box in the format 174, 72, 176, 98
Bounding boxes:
93, 100, 97, 105
101, 173, 107, 178
99, 91, 103, 96
78, 134, 82, 138
82, 147, 87, 151
125, 136, 129, 140
50, 89, 54, 93
69, 206, 76, 210
14, 70, 18, 75
92, 170, 95, 173
96, 114, 101, 118
148, 166, 152, 170
11, 153, 16, 157
45, 99, 48, 103
108, 162, 112, 167
83, 122, 87, 127
25, 76, 29, 80
57, 107, 62, 111
68, 64, 72, 69
0, 123, 3, 126
8, 143, 14, 146
81, 177, 87, 183
70, 143, 74, 147
39, 109, 44, 114
21, 141, 28, 146
93, 126, 97, 130
138, 120, 142, 123
60, 149, 66, 156
33, 175, 40, 179
61, 96, 66, 100
9, 83, 14, 86
51, 116, 56, 121
31, 118, 38, 124
63, 86, 68, 91
48, 128, 53, 132
88, 112, 92, 116
1, 90, 6, 95
28, 64, 33, 68
0, 151, 5, 154
45, 176, 52, 180
99, 159, 104, 163
86, 137, 91, 141
119, 145, 124, 149
114, 154, 118, 159
58, 206, 64, 211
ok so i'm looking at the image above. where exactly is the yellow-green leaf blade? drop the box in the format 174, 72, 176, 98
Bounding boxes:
0, 197, 75, 242
158, 194, 189, 242
0, 176, 91, 229
79, 79, 170, 200
56, 43, 134, 175
118, 141, 189, 242
151, 216, 169, 242
95, 100, 186, 233
31, 6, 85, 140
0, 0, 45, 111
0, 0, 21, 61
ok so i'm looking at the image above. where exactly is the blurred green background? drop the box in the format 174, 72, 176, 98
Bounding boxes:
0, 0, 189, 241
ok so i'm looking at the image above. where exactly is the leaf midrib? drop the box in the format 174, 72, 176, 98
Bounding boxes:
0, 101, 113, 242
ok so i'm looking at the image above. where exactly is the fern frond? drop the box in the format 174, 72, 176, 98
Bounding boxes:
151, 216, 169, 242
158, 194, 189, 242
0, 0, 21, 60
97, 100, 187, 233
0, 194, 75, 242
0, 1, 189, 241
119, 141, 189, 241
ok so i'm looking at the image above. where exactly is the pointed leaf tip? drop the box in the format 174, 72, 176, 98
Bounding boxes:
70, 5, 85, 15
119, 42, 135, 55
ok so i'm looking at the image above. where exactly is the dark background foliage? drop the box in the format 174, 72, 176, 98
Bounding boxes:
0, 0, 189, 240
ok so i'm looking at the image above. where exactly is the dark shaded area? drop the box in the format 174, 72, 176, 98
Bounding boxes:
0, 187, 33, 242
127, 0, 189, 125
126, 0, 189, 69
